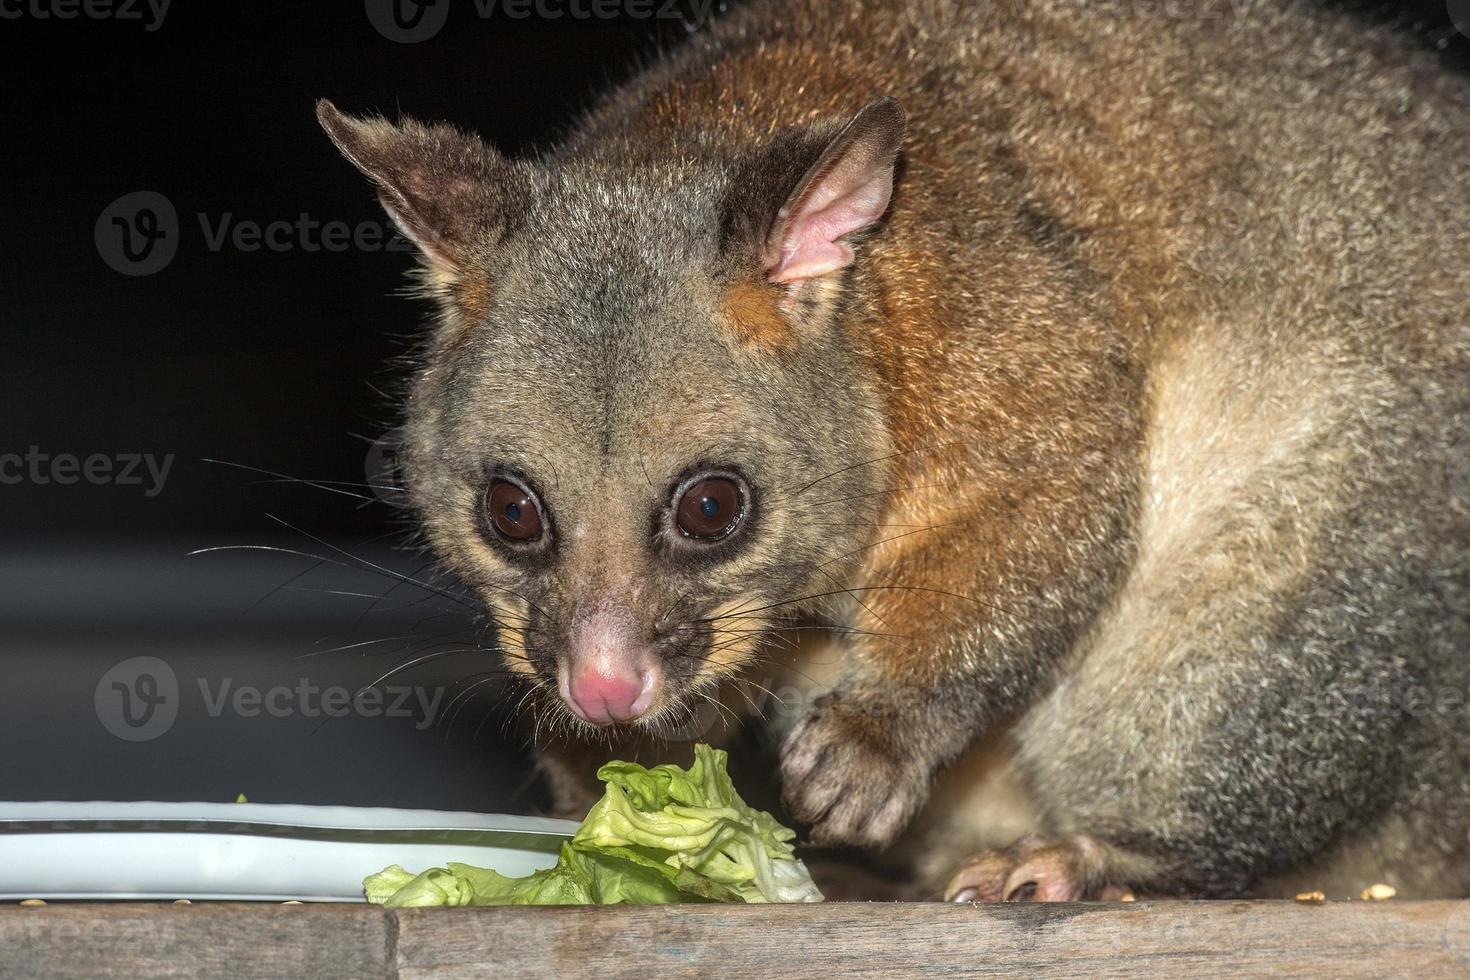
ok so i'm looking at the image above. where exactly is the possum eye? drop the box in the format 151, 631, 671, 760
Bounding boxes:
675, 476, 746, 540
486, 480, 544, 543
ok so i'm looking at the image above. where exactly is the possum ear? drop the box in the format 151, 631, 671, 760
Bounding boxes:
764, 98, 905, 284
316, 99, 510, 278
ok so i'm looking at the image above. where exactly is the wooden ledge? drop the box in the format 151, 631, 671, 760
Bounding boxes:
4, 900, 1469, 978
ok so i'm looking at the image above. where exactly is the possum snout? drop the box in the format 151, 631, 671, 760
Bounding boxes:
557, 603, 663, 725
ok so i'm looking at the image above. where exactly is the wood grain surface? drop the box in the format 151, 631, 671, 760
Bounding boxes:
3, 900, 1469, 979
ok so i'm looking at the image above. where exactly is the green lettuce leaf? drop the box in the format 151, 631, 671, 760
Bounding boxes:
364, 744, 822, 906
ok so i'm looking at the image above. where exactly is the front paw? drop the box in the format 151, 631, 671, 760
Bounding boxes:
780, 695, 928, 848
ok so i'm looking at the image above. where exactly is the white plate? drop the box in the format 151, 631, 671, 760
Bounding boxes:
0, 802, 577, 902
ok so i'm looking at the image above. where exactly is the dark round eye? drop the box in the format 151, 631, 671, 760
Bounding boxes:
675, 477, 745, 540
486, 480, 543, 542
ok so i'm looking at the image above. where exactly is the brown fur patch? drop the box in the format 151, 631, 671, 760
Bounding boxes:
454, 274, 493, 322
722, 278, 793, 353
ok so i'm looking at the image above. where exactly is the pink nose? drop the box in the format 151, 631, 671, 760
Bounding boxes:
563, 666, 656, 725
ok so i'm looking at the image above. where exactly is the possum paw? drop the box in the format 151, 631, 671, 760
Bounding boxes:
780, 695, 927, 849
944, 834, 1134, 902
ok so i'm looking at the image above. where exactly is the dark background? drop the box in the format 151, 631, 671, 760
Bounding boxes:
1, 1, 1466, 811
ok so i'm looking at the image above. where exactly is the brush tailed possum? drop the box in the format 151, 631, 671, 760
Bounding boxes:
319, 0, 1470, 899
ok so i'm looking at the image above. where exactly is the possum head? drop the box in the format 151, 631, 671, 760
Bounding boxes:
318, 98, 904, 732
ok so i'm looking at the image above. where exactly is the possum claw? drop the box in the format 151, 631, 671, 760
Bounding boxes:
946, 834, 1122, 902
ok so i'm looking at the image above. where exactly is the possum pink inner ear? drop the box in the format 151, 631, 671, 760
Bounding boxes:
315, 99, 507, 276
765, 97, 906, 285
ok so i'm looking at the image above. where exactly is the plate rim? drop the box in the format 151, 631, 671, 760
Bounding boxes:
0, 800, 579, 837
